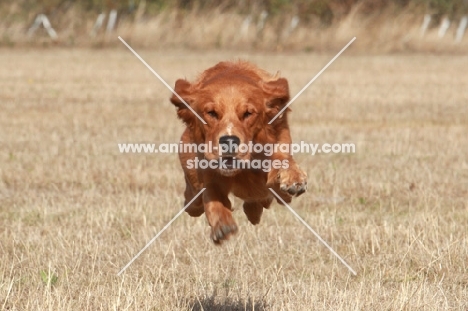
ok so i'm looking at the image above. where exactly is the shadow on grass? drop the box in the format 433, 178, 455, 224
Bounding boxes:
189, 295, 267, 311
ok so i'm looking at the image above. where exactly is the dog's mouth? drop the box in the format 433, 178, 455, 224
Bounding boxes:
217, 156, 241, 177
221, 156, 235, 169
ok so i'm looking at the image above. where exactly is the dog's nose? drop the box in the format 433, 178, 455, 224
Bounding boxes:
219, 135, 240, 155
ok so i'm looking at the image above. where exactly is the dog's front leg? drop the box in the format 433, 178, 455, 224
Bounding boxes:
203, 184, 238, 244
267, 158, 307, 201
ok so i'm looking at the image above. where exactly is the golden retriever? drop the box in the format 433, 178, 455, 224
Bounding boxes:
171, 61, 307, 244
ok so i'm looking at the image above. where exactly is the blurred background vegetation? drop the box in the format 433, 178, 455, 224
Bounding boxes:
10, 0, 468, 19
1, 0, 467, 51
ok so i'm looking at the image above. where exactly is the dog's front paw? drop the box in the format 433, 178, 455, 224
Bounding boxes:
278, 166, 307, 197
208, 209, 238, 244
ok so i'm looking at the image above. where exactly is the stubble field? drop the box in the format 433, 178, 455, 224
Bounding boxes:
0, 47, 467, 310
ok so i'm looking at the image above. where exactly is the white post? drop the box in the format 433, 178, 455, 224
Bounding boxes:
455, 16, 468, 43
420, 14, 431, 37
91, 13, 106, 36
27, 14, 58, 39
27, 14, 43, 36
257, 10, 268, 31
106, 9, 118, 33
41, 15, 58, 39
283, 16, 299, 39
438, 17, 450, 38
241, 15, 252, 36
290, 16, 299, 31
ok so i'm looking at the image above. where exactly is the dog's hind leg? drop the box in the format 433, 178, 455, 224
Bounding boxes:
243, 201, 263, 225
243, 197, 272, 225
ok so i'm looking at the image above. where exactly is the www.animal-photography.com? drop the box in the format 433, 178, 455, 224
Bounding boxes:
1, 1, 467, 310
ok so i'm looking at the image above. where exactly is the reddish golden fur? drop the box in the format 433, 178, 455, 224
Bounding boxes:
171, 61, 307, 244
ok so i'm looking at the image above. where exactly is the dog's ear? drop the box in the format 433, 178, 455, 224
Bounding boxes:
170, 79, 195, 126
262, 78, 290, 120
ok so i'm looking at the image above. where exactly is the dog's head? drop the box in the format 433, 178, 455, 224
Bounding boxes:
171, 61, 290, 176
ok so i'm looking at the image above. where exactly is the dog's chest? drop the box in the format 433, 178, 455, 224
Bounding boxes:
230, 172, 270, 201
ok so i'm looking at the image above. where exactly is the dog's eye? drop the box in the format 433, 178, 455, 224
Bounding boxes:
207, 110, 218, 119
243, 111, 252, 119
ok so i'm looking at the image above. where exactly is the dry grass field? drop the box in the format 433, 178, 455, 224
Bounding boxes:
1, 47, 467, 310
